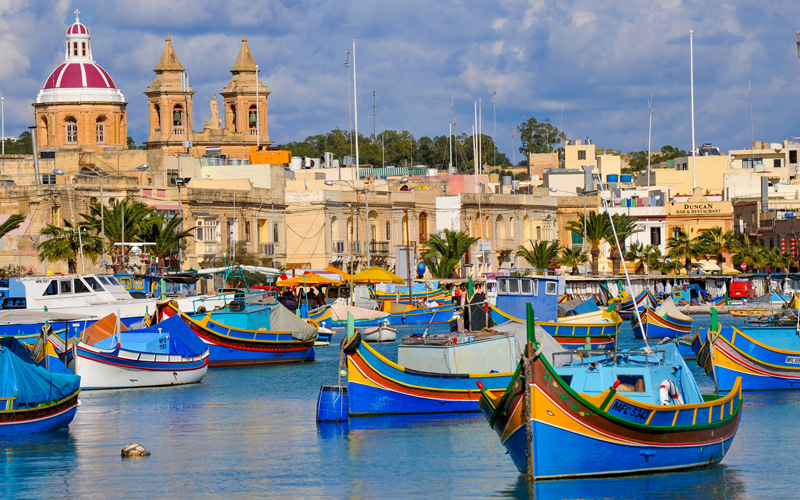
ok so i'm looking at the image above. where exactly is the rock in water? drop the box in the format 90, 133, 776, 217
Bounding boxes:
121, 443, 151, 458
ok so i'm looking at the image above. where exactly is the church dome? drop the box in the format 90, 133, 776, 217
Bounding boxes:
36, 11, 125, 104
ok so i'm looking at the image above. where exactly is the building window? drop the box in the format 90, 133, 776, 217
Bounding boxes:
72, 43, 78, 56
536, 227, 542, 240
166, 169, 179, 183
41, 174, 56, 185
173, 105, 184, 128
774, 159, 781, 169
273, 223, 279, 244
651, 227, 661, 246
65, 118, 78, 143
96, 120, 105, 143
196, 218, 218, 242
672, 227, 681, 240
82, 42, 86, 56
791, 150, 798, 164
578, 150, 586, 160
742, 157, 763, 169
385, 221, 391, 241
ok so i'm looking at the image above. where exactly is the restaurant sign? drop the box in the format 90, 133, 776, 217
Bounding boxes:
671, 202, 724, 216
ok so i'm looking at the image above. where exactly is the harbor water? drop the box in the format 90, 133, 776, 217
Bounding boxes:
1, 315, 795, 499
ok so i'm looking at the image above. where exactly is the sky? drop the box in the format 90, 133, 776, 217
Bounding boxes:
1, 0, 799, 160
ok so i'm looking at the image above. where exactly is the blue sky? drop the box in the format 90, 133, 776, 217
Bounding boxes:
1, 0, 799, 159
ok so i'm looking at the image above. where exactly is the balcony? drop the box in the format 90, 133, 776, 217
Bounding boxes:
369, 240, 390, 254
249, 129, 258, 136
172, 126, 185, 136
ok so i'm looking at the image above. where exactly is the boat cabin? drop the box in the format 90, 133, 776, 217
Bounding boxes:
6, 274, 135, 311
495, 275, 564, 322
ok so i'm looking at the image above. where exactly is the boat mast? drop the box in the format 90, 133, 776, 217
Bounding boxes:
647, 94, 652, 190
690, 30, 697, 190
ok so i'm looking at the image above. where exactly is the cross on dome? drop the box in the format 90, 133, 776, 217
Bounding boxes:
74, 8, 80, 22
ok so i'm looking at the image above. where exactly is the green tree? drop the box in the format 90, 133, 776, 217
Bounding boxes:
606, 214, 642, 275
732, 234, 767, 272
140, 214, 196, 272
555, 246, 589, 275
667, 229, 701, 274
565, 212, 610, 275
767, 248, 792, 275
37, 220, 103, 273
421, 229, 479, 279
2, 131, 32, 154
625, 242, 661, 274
82, 199, 158, 266
516, 240, 560, 273
697, 227, 738, 268
0, 214, 26, 240
516, 117, 566, 156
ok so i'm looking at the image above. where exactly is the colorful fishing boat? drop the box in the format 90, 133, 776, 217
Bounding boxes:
360, 320, 397, 343
631, 297, 692, 339
615, 290, 652, 320
383, 302, 455, 326
489, 304, 620, 349
0, 339, 81, 435
344, 320, 564, 416
374, 281, 449, 304
709, 295, 726, 306
692, 315, 800, 392
153, 299, 317, 367
478, 307, 743, 480
489, 285, 619, 349
73, 313, 209, 390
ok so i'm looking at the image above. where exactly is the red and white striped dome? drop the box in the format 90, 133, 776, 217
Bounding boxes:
36, 11, 125, 104
66, 21, 89, 35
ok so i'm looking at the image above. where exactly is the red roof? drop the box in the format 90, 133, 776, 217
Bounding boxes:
67, 22, 89, 35
43, 62, 116, 90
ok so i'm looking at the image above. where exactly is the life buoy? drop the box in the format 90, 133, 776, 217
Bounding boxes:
659, 379, 684, 405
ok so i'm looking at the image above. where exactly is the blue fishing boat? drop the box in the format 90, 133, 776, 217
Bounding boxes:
0, 338, 81, 435
488, 278, 619, 349
382, 303, 455, 325
631, 297, 692, 339
692, 314, 800, 392
374, 281, 448, 304
344, 319, 564, 416
478, 305, 742, 480
154, 298, 317, 367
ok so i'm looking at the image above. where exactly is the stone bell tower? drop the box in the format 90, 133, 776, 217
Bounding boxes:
220, 36, 269, 145
144, 36, 195, 154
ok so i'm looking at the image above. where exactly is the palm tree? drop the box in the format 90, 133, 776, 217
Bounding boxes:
565, 212, 610, 275
421, 229, 479, 279
667, 229, 701, 274
606, 214, 642, 275
698, 227, 738, 268
0, 214, 26, 240
82, 199, 158, 265
517, 240, 560, 273
555, 246, 589, 275
733, 234, 768, 272
140, 214, 196, 273
768, 248, 792, 275
37, 220, 102, 273
625, 242, 661, 274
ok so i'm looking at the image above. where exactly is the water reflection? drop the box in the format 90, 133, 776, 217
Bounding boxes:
498, 465, 747, 500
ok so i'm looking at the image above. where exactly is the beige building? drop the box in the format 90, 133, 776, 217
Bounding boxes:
564, 139, 597, 170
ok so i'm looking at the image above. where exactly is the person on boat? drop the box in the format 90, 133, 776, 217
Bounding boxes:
466, 284, 487, 331
656, 280, 665, 299
425, 298, 439, 308
452, 286, 461, 305
665, 281, 673, 298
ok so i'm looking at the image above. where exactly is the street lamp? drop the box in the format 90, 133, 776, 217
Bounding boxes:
171, 176, 191, 267
54, 163, 149, 271
325, 176, 408, 267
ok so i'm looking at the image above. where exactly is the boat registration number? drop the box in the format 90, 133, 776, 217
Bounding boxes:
786, 356, 800, 365
608, 400, 649, 422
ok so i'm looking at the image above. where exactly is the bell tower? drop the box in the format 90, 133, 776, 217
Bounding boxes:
220, 36, 269, 145
144, 36, 195, 152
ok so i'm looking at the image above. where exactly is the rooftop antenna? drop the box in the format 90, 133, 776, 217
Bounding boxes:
370, 89, 377, 141
352, 39, 360, 181
451, 96, 457, 171
492, 91, 497, 168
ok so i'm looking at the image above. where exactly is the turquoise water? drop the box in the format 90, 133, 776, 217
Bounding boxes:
0, 314, 795, 499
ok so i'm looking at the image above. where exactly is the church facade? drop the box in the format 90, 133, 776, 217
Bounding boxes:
144, 35, 271, 159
